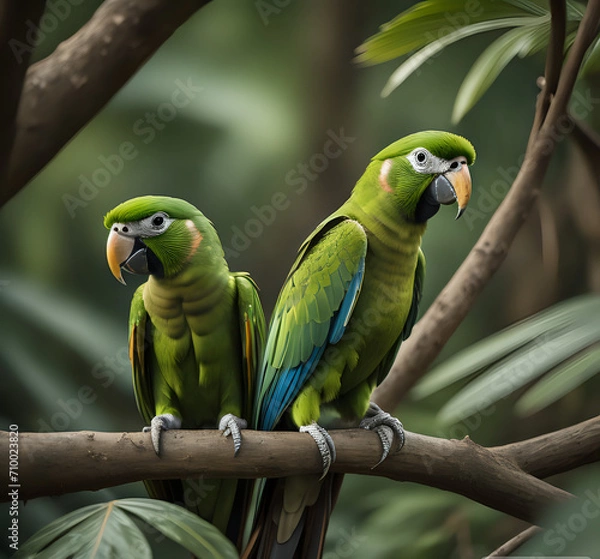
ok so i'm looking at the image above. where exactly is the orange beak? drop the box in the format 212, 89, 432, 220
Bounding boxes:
445, 163, 472, 219
106, 229, 134, 285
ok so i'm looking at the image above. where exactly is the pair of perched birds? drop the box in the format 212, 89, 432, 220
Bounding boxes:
104, 131, 475, 558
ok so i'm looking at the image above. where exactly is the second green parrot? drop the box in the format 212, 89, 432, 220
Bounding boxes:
244, 131, 475, 558
104, 195, 265, 546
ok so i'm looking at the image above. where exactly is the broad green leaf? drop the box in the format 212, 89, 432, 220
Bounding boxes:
581, 35, 600, 76
15, 499, 238, 559
15, 503, 101, 557
117, 498, 238, 559
515, 344, 600, 415
356, 0, 537, 65
412, 295, 599, 399
438, 321, 600, 423
37, 505, 150, 559
452, 20, 549, 122
381, 17, 541, 97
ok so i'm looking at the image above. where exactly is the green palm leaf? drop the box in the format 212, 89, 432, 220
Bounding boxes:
581, 35, 600, 76
355, 0, 537, 65
412, 295, 600, 424
413, 295, 598, 399
381, 17, 542, 97
15, 499, 238, 559
438, 320, 600, 423
452, 20, 550, 123
355, 0, 595, 116
515, 343, 600, 415
118, 498, 238, 559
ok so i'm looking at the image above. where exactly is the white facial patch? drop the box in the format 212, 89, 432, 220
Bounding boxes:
406, 148, 450, 175
110, 212, 175, 239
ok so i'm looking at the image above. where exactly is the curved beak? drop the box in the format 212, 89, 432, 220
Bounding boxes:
430, 164, 472, 219
448, 163, 472, 219
106, 229, 134, 285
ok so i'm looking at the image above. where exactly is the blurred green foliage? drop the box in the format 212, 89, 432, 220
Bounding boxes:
1, 1, 599, 557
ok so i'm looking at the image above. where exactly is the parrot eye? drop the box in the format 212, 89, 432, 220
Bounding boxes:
136, 212, 174, 237
408, 148, 431, 171
407, 148, 446, 174
149, 212, 170, 230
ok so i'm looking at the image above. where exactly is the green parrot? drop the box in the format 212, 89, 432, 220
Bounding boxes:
243, 131, 475, 558
104, 195, 265, 546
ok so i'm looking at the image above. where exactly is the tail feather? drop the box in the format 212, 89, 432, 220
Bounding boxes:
243, 474, 344, 559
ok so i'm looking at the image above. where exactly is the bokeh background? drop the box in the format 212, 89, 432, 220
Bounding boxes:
1, 1, 599, 557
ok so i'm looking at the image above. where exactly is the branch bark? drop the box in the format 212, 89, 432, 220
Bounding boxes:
373, 0, 600, 411
485, 526, 542, 558
493, 415, 600, 478
0, 1, 46, 189
0, 0, 211, 207
6, 419, 597, 524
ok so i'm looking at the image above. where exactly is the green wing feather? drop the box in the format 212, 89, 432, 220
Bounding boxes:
233, 272, 266, 420
255, 216, 368, 429
128, 284, 154, 424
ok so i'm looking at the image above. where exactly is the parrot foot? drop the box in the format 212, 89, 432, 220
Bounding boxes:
143, 413, 182, 456
359, 402, 405, 468
218, 413, 247, 457
299, 422, 337, 480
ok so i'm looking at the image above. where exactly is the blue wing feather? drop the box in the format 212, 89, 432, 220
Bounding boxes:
258, 254, 365, 430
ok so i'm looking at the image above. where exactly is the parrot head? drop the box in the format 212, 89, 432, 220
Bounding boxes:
104, 196, 209, 284
371, 130, 476, 222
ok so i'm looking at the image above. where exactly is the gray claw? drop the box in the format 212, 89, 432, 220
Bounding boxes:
218, 413, 247, 456
143, 413, 181, 455
359, 402, 405, 468
300, 422, 336, 479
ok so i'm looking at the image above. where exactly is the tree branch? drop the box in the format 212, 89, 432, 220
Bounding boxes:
527, 0, 566, 148
485, 526, 542, 558
4, 423, 591, 524
0, 0, 211, 207
373, 0, 600, 411
0, 1, 47, 188
493, 415, 600, 478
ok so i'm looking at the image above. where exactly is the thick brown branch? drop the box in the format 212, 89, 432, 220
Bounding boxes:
493, 415, 600, 478
1, 0, 211, 207
0, 1, 46, 187
373, 0, 600, 411
2, 428, 578, 524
